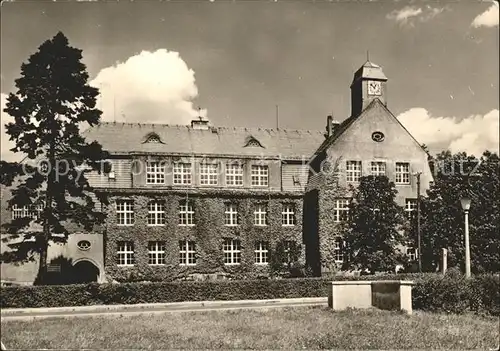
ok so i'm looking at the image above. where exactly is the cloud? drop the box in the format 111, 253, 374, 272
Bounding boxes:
471, 3, 499, 28
1, 49, 205, 162
386, 6, 422, 24
397, 108, 499, 157
386, 5, 445, 27
90, 49, 206, 124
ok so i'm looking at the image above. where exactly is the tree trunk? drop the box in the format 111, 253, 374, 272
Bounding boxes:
37, 195, 51, 285
36, 140, 55, 285
36, 243, 48, 285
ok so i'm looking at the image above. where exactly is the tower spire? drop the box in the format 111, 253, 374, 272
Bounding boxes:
367, 50, 370, 62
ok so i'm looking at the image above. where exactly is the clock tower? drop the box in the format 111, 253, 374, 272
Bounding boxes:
350, 60, 388, 117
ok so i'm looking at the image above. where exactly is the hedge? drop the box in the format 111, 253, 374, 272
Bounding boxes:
1, 273, 498, 316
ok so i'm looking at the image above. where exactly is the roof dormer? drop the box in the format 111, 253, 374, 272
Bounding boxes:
244, 135, 264, 148
191, 116, 210, 130
142, 132, 163, 144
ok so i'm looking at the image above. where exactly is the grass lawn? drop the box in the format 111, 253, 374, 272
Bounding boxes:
1, 306, 499, 350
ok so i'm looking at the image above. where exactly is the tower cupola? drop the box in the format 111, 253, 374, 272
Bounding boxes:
350, 60, 388, 117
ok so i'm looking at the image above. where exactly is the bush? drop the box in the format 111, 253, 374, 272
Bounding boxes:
1, 273, 498, 316
0, 278, 329, 309
412, 274, 473, 314
412, 274, 499, 316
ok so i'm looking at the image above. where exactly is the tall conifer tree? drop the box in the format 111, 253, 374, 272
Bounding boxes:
1, 32, 109, 284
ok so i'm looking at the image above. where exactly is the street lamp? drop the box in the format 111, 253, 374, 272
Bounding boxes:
413, 171, 422, 273
460, 197, 472, 278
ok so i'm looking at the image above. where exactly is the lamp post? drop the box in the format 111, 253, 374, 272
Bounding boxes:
460, 197, 471, 278
413, 171, 422, 273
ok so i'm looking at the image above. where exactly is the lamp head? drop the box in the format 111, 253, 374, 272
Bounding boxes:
460, 197, 471, 211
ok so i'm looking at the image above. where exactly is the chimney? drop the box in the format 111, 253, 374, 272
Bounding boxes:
325, 115, 341, 139
326, 115, 333, 137
191, 115, 210, 130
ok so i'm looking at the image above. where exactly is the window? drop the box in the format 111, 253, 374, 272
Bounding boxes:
346, 161, 362, 182
148, 201, 165, 226
116, 200, 134, 226
200, 163, 218, 185
11, 203, 43, 220
179, 200, 194, 226
247, 139, 261, 147
254, 241, 269, 265
371, 131, 385, 142
148, 241, 165, 265
147, 136, 160, 143
179, 240, 196, 266
223, 239, 241, 265
371, 161, 386, 176
12, 205, 31, 219
77, 240, 91, 251
146, 161, 165, 184
224, 203, 239, 226
245, 136, 263, 148
254, 204, 268, 226
395, 162, 410, 184
334, 237, 344, 263
226, 163, 244, 186
282, 240, 296, 263
407, 247, 417, 261
405, 199, 417, 219
117, 241, 135, 266
333, 199, 350, 223
251, 165, 268, 187
173, 163, 192, 185
281, 204, 295, 226
292, 175, 302, 186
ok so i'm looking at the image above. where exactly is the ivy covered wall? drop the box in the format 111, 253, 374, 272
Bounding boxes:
317, 187, 348, 274
305, 162, 350, 275
102, 189, 304, 281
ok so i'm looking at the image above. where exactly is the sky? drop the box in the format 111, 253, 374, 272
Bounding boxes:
1, 0, 498, 162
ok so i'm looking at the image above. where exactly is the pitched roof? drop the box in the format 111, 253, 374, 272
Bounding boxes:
310, 98, 427, 161
352, 60, 388, 82
310, 114, 357, 159
82, 122, 326, 160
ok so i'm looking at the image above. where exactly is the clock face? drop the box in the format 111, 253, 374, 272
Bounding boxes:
368, 81, 382, 96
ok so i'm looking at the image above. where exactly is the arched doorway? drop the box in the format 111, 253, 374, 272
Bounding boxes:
73, 260, 100, 283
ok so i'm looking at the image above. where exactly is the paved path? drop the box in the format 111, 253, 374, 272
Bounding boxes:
1, 297, 328, 321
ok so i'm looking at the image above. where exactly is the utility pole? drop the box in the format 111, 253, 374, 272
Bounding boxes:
415, 171, 422, 273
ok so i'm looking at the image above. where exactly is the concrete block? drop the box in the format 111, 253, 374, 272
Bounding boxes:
328, 281, 372, 310
399, 282, 414, 314
329, 280, 414, 314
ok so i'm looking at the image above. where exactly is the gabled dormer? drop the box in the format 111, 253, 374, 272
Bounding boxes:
244, 135, 264, 148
